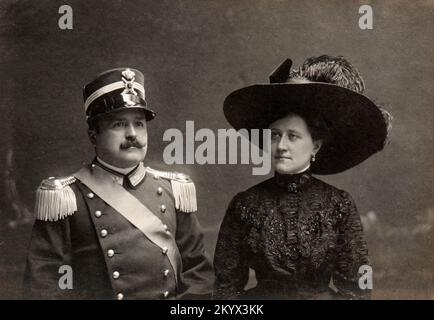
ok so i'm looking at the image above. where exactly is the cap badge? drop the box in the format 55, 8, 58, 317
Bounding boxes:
121, 69, 137, 95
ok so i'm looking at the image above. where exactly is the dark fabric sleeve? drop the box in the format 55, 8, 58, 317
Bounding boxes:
23, 218, 74, 300
333, 191, 372, 300
213, 194, 249, 300
175, 211, 214, 300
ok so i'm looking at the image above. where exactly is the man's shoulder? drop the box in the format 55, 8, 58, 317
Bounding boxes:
38, 176, 78, 189
35, 175, 78, 222
146, 167, 194, 183
145, 167, 197, 213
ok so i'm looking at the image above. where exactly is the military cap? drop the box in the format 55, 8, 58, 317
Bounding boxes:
83, 68, 156, 121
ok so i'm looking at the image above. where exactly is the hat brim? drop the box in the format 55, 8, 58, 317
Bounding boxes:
87, 93, 156, 122
223, 82, 387, 174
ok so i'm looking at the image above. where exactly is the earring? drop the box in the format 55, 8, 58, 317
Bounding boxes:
311, 154, 316, 162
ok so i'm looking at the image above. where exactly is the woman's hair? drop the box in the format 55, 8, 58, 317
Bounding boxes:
287, 55, 392, 144
284, 111, 330, 143
279, 55, 365, 143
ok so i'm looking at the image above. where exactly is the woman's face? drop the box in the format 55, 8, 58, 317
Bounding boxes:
270, 114, 322, 175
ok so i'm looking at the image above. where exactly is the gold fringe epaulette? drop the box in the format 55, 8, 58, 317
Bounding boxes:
35, 176, 78, 221
146, 167, 197, 213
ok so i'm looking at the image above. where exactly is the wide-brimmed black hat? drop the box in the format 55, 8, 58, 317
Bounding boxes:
223, 55, 391, 174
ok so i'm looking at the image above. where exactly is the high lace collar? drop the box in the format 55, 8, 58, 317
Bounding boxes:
274, 169, 312, 193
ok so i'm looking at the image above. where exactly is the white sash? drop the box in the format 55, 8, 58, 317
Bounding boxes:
74, 165, 181, 282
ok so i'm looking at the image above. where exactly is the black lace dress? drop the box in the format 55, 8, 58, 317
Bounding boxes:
213, 170, 371, 299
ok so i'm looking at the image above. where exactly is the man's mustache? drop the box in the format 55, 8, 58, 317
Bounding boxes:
120, 140, 146, 149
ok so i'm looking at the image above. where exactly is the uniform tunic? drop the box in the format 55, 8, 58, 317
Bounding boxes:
24, 161, 213, 300
214, 170, 371, 299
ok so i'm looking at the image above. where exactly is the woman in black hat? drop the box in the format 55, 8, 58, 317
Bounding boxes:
213, 55, 392, 300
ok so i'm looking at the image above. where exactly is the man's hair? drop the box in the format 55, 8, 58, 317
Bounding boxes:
87, 114, 116, 133
87, 117, 102, 133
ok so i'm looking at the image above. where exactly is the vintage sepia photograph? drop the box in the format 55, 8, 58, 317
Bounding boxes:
0, 0, 432, 304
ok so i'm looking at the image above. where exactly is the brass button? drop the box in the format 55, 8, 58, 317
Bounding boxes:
163, 291, 169, 298
95, 210, 102, 218
153, 174, 159, 180
100, 229, 108, 237
163, 224, 168, 232
107, 249, 115, 258
160, 205, 166, 213
162, 247, 168, 255
91, 164, 96, 168
163, 269, 169, 277
116, 293, 124, 300
157, 187, 163, 195
87, 192, 94, 199
113, 271, 120, 279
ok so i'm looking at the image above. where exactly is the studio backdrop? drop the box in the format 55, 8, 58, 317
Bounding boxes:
0, 0, 432, 299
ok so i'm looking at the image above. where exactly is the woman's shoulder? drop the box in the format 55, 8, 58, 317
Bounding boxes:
226, 178, 274, 207
235, 177, 275, 197
228, 176, 355, 207
310, 176, 347, 193
309, 176, 356, 204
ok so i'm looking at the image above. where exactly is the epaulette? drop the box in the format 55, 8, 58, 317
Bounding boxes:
35, 176, 77, 221
146, 167, 197, 213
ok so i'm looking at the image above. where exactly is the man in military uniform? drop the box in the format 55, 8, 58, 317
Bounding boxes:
23, 68, 214, 300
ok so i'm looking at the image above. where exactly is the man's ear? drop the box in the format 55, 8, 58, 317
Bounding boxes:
88, 128, 97, 146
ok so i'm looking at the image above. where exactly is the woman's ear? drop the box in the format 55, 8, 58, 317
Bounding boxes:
313, 139, 323, 154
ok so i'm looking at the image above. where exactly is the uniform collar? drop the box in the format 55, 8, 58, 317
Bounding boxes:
93, 158, 147, 188
96, 157, 137, 175
274, 169, 312, 193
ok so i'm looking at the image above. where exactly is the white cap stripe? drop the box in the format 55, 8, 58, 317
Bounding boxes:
84, 81, 145, 112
